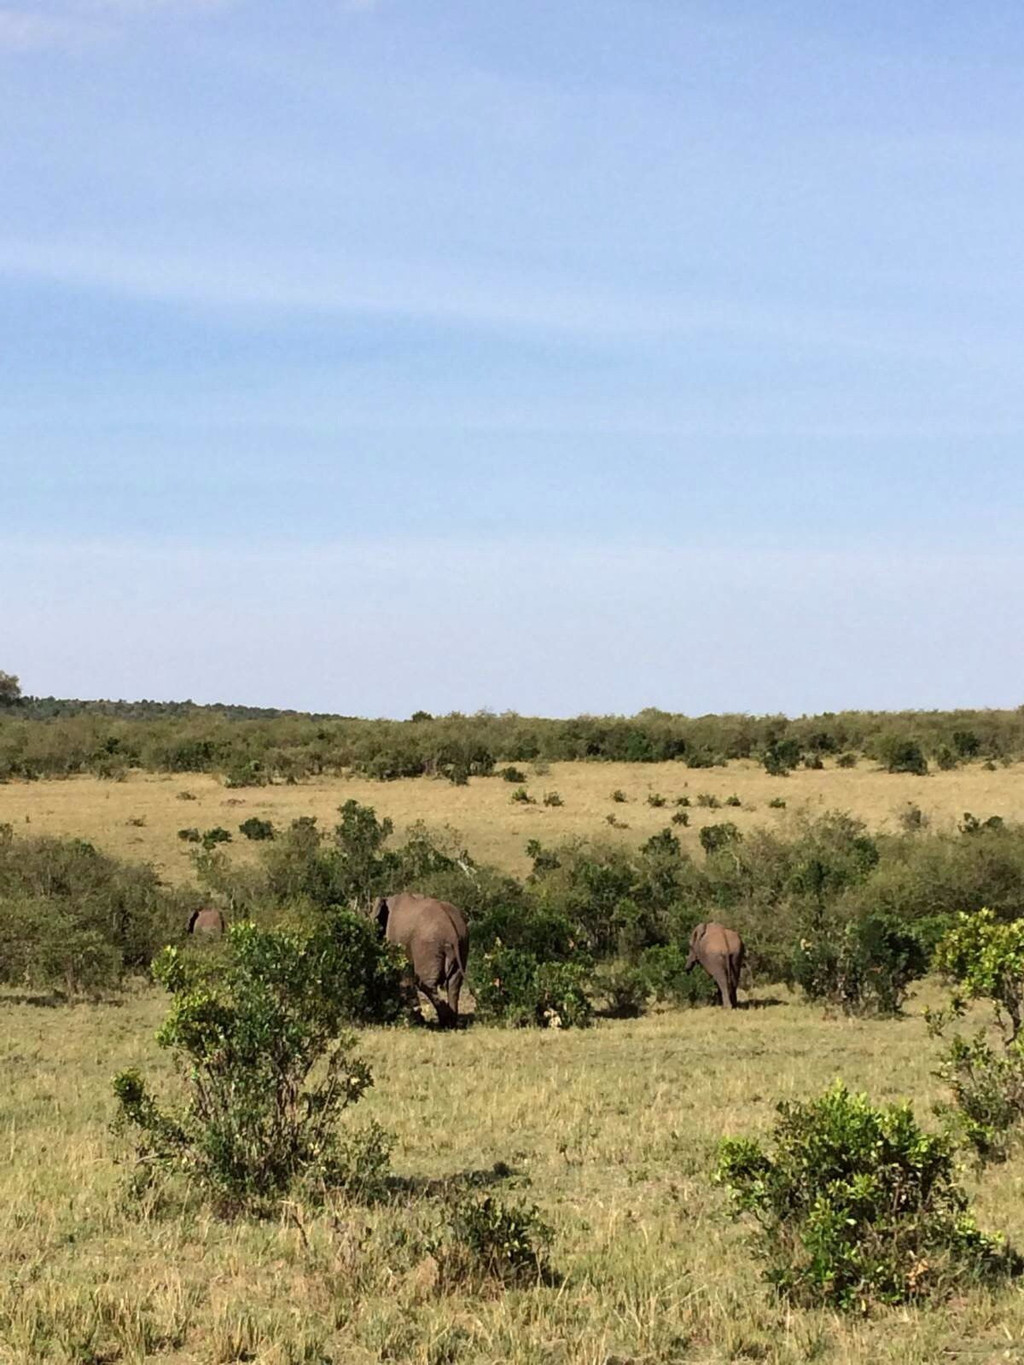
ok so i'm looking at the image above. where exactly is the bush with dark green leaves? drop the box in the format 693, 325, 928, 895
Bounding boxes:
639, 943, 719, 1007
439, 1195, 554, 1288
0, 833, 190, 995
933, 1032, 1024, 1164
699, 821, 742, 856
500, 766, 527, 783
113, 922, 387, 1208
876, 735, 929, 776
598, 962, 651, 1018
472, 946, 592, 1028
239, 817, 275, 841
201, 826, 232, 850
716, 1083, 1017, 1308
932, 909, 1024, 1042
791, 913, 928, 1016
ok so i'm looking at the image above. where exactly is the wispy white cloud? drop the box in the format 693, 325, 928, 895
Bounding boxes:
0, 7, 106, 50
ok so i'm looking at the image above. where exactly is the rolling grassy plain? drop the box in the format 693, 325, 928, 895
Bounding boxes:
1, 758, 1023, 883
4, 760, 1024, 1362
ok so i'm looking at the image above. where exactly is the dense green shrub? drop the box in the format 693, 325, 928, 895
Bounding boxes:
933, 909, 1024, 1042
639, 943, 719, 1007
699, 822, 742, 856
934, 1032, 1024, 1164
0, 834, 190, 993
646, 793, 666, 808
239, 817, 275, 841
500, 766, 527, 783
472, 946, 592, 1028
876, 735, 929, 776
113, 923, 384, 1207
792, 913, 928, 1015
440, 1195, 553, 1287
201, 827, 232, 850
716, 1083, 1017, 1308
178, 827, 200, 843
510, 787, 535, 805
598, 962, 652, 1017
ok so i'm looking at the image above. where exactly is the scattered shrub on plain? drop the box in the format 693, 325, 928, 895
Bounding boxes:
876, 736, 929, 776
836, 752, 858, 768
239, 817, 275, 842
646, 793, 666, 808
768, 796, 786, 809
933, 1031, 1024, 1164
699, 822, 742, 856
201, 827, 233, 850
112, 922, 387, 1208
438, 1195, 554, 1288
542, 791, 564, 807
695, 793, 720, 809
500, 767, 527, 784
610, 789, 627, 803
670, 810, 689, 826
178, 827, 201, 843
716, 1082, 1017, 1309
511, 788, 535, 805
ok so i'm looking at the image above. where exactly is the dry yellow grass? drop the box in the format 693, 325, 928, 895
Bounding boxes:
4, 984, 1024, 1363
1, 759, 1022, 883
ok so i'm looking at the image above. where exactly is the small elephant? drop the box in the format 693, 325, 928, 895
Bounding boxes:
187, 907, 226, 937
372, 893, 468, 1028
685, 921, 745, 1009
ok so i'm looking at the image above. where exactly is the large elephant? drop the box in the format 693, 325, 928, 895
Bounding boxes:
372, 893, 468, 1028
685, 921, 745, 1009
187, 907, 226, 937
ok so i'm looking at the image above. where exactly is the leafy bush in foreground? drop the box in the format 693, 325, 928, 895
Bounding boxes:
716, 1083, 1017, 1308
639, 943, 719, 1008
113, 923, 385, 1207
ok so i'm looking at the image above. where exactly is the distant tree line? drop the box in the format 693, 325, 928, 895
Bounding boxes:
1, 684, 1023, 783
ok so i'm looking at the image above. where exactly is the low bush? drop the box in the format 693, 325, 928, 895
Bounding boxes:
239, 817, 275, 841
500, 766, 527, 784
201, 827, 232, 850
933, 909, 1024, 1042
610, 789, 627, 803
510, 788, 535, 805
439, 1195, 554, 1288
791, 913, 928, 1016
716, 1082, 1017, 1308
699, 822, 742, 856
639, 943, 719, 1007
725, 794, 742, 807
836, 752, 857, 768
472, 946, 592, 1028
646, 793, 666, 808
598, 962, 651, 1018
178, 827, 200, 843
542, 791, 564, 807
113, 922, 385, 1208
768, 796, 786, 809
877, 735, 929, 776
675, 795, 690, 807
934, 1032, 1024, 1164
670, 810, 689, 826
696, 793, 721, 809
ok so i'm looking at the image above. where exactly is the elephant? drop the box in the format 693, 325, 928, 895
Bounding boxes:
685, 921, 745, 1009
372, 893, 468, 1028
187, 907, 226, 937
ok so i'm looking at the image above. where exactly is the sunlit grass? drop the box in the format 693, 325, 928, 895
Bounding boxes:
4, 983, 1024, 1362
1, 758, 1021, 883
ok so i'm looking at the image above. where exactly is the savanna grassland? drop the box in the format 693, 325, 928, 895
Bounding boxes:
6, 983, 1024, 1365
2, 758, 1023, 882
4, 728, 1024, 1362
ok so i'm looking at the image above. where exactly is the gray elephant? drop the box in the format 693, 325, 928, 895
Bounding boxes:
372, 893, 468, 1028
685, 921, 745, 1008
187, 907, 226, 937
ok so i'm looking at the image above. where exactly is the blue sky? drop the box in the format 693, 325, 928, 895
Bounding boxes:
3, 1, 1023, 715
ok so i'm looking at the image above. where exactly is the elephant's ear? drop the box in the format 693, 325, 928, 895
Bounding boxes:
690, 921, 707, 945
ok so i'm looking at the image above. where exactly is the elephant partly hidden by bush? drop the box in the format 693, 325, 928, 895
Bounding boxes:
187, 907, 226, 937
685, 921, 745, 1009
372, 893, 469, 1028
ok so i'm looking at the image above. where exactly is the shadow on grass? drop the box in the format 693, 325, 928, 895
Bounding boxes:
389, 1159, 524, 1201
741, 996, 787, 1010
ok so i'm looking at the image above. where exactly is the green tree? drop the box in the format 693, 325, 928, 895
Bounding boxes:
0, 671, 21, 706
